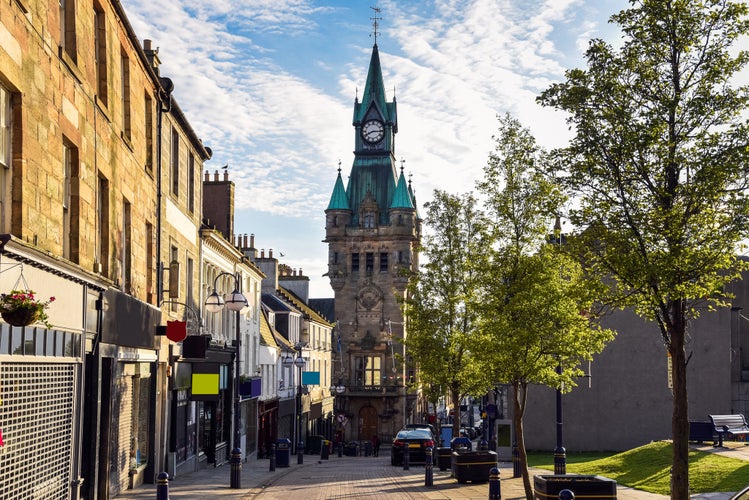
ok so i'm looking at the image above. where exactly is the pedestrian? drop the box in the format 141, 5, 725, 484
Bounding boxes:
371, 434, 380, 457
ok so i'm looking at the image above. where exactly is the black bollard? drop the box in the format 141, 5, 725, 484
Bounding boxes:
156, 472, 169, 500
424, 447, 433, 486
403, 446, 410, 471
269, 443, 276, 471
554, 446, 567, 475
230, 448, 242, 489
338, 441, 343, 458
512, 442, 521, 478
298, 441, 304, 465
488, 467, 501, 500
559, 489, 575, 500
321, 440, 330, 460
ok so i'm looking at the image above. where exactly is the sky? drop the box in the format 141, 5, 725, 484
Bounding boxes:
119, 0, 630, 298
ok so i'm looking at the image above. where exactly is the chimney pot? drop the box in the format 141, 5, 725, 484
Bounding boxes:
204, 170, 210, 182
250, 234, 255, 249
269, 249, 273, 258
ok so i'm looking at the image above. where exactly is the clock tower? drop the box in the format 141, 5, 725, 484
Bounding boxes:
324, 41, 421, 442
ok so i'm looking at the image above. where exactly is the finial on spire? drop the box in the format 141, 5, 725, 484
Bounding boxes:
408, 172, 413, 186
338, 159, 342, 174
370, 5, 381, 45
400, 158, 406, 174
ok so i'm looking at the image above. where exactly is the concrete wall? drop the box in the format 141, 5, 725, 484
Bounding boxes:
522, 286, 735, 451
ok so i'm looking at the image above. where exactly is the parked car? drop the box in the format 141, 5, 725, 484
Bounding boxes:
390, 428, 436, 466
732, 485, 749, 500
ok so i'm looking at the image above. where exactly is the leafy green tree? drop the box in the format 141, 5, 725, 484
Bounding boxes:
538, 1, 749, 497
476, 114, 614, 499
402, 190, 493, 439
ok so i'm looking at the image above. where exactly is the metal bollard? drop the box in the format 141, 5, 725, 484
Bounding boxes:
321, 440, 330, 460
156, 472, 169, 500
230, 448, 242, 489
512, 443, 521, 478
488, 467, 501, 500
338, 441, 343, 457
269, 443, 276, 471
403, 446, 410, 471
559, 489, 575, 500
424, 447, 433, 486
298, 441, 304, 465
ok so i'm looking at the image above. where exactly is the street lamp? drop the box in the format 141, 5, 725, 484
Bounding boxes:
282, 347, 307, 461
205, 272, 247, 487
552, 215, 566, 475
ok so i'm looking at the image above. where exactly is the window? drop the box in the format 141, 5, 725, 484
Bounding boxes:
186, 257, 194, 309
59, 0, 77, 62
351, 253, 359, 272
0, 85, 12, 230
380, 252, 388, 272
355, 356, 381, 386
120, 48, 131, 140
97, 175, 109, 275
365, 252, 374, 274
62, 142, 71, 259
62, 140, 79, 262
122, 198, 132, 293
331, 251, 339, 264
146, 222, 154, 303
363, 212, 375, 228
171, 127, 179, 196
187, 153, 195, 213
94, 3, 107, 105
145, 94, 153, 172
0, 85, 10, 169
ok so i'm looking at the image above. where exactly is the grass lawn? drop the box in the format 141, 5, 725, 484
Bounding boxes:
526, 441, 749, 495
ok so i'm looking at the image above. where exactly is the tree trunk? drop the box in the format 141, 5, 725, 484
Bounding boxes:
451, 386, 461, 439
670, 300, 689, 499
513, 381, 533, 500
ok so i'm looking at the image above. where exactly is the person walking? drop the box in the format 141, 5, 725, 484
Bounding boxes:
371, 434, 381, 457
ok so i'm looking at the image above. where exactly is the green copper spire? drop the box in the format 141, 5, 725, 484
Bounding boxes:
390, 166, 414, 209
327, 166, 350, 211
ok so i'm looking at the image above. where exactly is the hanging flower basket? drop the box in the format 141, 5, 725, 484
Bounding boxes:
1, 306, 40, 327
0, 290, 55, 328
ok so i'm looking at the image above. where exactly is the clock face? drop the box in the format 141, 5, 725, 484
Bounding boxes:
361, 120, 385, 143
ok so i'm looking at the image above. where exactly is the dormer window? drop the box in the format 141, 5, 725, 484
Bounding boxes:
363, 212, 376, 228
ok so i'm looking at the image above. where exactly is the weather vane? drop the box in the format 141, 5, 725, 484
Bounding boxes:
370, 6, 381, 45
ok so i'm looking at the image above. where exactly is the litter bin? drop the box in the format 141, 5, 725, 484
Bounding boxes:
275, 438, 291, 467
345, 441, 359, 456
450, 437, 472, 451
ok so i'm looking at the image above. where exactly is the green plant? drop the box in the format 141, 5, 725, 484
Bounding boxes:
0, 290, 56, 328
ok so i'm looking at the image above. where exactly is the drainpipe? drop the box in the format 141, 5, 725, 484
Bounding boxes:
156, 77, 173, 300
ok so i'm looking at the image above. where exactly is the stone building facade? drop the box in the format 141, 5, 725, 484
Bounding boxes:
0, 0, 212, 498
324, 42, 421, 443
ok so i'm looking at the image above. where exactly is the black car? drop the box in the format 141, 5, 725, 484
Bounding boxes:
390, 428, 436, 466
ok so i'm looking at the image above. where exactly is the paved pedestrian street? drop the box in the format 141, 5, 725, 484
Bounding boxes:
115, 442, 749, 500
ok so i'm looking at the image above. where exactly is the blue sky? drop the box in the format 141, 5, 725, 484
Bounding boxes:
120, 0, 629, 298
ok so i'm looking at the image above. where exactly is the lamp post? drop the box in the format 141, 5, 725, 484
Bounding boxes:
552, 216, 566, 475
282, 347, 307, 461
205, 272, 247, 487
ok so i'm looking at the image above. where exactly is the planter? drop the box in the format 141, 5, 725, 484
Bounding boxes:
1, 307, 39, 327
451, 450, 497, 483
534, 474, 617, 500
436, 447, 452, 471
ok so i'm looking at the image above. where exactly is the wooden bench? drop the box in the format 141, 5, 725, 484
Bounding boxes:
708, 414, 749, 447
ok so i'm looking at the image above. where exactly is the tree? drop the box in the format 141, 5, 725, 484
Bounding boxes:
402, 190, 493, 439
476, 114, 614, 499
538, 1, 749, 497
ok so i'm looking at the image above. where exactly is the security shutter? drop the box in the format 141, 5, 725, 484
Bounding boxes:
0, 362, 78, 499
